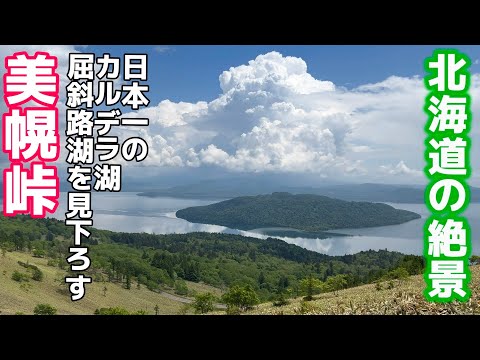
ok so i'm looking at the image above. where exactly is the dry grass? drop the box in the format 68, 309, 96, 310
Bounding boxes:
247, 265, 480, 315
0, 251, 217, 315
185, 281, 224, 297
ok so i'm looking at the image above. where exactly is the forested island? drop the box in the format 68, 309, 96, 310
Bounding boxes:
176, 192, 421, 232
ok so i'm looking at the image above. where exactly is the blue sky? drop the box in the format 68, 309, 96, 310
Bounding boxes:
86, 45, 480, 103
3, 45, 480, 187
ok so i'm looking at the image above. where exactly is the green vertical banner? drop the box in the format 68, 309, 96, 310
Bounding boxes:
424, 49, 472, 302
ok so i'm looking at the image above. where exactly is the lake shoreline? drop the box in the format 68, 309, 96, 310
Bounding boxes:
3, 193, 480, 256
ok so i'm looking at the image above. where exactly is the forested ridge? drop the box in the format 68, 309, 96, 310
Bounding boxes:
0, 214, 423, 301
176, 192, 421, 232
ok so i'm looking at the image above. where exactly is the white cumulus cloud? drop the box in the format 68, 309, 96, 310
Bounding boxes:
379, 161, 423, 176
5, 47, 480, 185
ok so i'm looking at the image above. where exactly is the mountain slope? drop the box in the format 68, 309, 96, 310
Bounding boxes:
0, 251, 192, 315
1, 214, 417, 304
248, 265, 480, 315
176, 192, 421, 232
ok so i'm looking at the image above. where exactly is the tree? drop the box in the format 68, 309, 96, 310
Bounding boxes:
300, 275, 324, 301
193, 292, 216, 314
33, 249, 46, 258
222, 285, 259, 312
326, 274, 348, 295
46, 231, 54, 242
32, 268, 44, 281
278, 274, 289, 289
384, 267, 409, 282
126, 274, 131, 289
174, 279, 189, 296
34, 303, 57, 315
272, 291, 290, 307
258, 271, 265, 285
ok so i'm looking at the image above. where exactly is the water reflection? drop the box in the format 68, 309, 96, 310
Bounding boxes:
8, 192, 480, 256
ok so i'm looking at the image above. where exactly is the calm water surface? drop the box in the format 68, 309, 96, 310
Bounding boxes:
5, 192, 479, 256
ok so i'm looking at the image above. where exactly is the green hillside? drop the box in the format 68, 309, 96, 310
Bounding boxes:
0, 214, 423, 314
0, 251, 189, 315
247, 265, 480, 315
176, 192, 421, 232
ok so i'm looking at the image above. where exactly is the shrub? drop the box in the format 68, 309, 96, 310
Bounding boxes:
32, 268, 44, 281
47, 259, 57, 267
273, 293, 290, 307
34, 304, 57, 315
385, 267, 409, 281
12, 271, 30, 282
222, 284, 259, 312
174, 279, 189, 296
94, 307, 130, 315
33, 249, 46, 258
193, 292, 216, 314
300, 276, 324, 301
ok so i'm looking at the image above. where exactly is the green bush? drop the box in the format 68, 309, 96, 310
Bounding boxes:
12, 271, 30, 282
385, 267, 409, 281
47, 259, 57, 267
33, 249, 46, 258
193, 292, 216, 314
94, 307, 130, 315
94, 307, 146, 315
272, 293, 290, 307
226, 306, 241, 315
146, 280, 159, 291
300, 276, 324, 301
174, 279, 189, 296
34, 304, 57, 315
222, 284, 259, 312
32, 268, 44, 281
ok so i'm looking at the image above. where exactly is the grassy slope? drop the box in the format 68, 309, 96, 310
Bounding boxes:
247, 265, 480, 315
0, 251, 219, 315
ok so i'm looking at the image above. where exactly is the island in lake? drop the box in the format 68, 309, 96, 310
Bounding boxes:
176, 192, 421, 232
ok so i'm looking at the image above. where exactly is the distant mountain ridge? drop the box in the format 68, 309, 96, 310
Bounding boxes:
139, 180, 480, 203
176, 192, 421, 232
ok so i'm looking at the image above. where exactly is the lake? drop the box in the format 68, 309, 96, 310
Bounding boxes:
4, 192, 480, 256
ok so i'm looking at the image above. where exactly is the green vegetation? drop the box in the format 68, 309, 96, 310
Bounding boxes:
325, 274, 348, 295
272, 293, 289, 307
0, 214, 425, 313
300, 275, 324, 301
383, 267, 409, 281
193, 292, 216, 314
34, 303, 57, 315
174, 279, 189, 296
176, 192, 421, 232
16, 261, 44, 281
249, 265, 480, 315
12, 270, 30, 282
222, 285, 259, 313
94, 307, 146, 315
32, 268, 44, 281
0, 248, 216, 315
